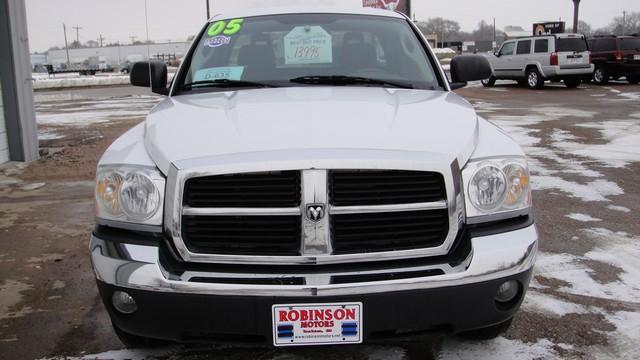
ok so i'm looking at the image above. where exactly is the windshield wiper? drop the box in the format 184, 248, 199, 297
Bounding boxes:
183, 79, 278, 90
289, 75, 414, 89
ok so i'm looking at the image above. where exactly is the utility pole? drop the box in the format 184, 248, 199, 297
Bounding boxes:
129, 36, 137, 44
72, 25, 82, 44
622, 11, 627, 35
493, 18, 496, 50
206, 0, 210, 20
98, 34, 106, 47
572, 0, 581, 33
62, 23, 71, 67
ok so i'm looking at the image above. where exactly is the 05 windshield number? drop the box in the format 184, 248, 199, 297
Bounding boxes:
208, 19, 244, 37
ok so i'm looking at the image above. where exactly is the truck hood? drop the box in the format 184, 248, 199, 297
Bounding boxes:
144, 87, 479, 174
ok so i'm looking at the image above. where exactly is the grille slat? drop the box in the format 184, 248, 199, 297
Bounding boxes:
331, 210, 449, 254
182, 215, 301, 256
184, 171, 301, 208
329, 170, 446, 206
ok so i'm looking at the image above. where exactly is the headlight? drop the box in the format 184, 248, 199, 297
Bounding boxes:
95, 166, 165, 227
462, 158, 531, 223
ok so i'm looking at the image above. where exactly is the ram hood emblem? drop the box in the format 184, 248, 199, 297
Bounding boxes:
306, 204, 326, 222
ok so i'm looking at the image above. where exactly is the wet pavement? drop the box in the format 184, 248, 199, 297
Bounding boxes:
1, 81, 639, 359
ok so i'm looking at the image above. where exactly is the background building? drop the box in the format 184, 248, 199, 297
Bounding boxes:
0, 0, 38, 164
46, 42, 191, 67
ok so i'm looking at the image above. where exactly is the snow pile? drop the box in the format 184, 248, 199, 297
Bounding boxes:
432, 47, 456, 55
32, 75, 130, 90
32, 72, 176, 90
565, 213, 602, 222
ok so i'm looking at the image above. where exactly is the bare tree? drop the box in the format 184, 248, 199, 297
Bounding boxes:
578, 20, 592, 36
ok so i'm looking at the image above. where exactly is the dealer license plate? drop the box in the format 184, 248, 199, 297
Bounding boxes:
634, 55, 640, 61
272, 303, 363, 347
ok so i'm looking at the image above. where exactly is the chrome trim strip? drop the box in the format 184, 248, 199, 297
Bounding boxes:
96, 219, 164, 234
182, 207, 301, 216
90, 224, 538, 297
301, 170, 332, 256
466, 208, 531, 225
329, 201, 447, 215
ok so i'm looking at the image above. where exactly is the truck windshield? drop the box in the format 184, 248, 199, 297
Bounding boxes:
556, 37, 588, 52
620, 38, 640, 51
177, 13, 441, 93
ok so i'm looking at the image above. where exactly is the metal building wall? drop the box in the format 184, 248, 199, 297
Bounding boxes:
0, 0, 38, 163
0, 82, 8, 163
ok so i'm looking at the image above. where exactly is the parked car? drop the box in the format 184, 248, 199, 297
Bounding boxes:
483, 33, 594, 89
588, 35, 640, 85
120, 61, 133, 74
91, 7, 537, 348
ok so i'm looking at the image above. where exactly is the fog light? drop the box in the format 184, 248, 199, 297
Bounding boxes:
112, 291, 137, 314
495, 280, 519, 303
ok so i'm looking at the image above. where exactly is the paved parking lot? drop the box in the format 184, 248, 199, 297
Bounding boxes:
1, 81, 639, 359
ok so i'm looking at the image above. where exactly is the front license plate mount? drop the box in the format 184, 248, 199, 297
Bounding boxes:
272, 303, 363, 347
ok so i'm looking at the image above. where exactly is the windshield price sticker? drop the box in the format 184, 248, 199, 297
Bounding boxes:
193, 66, 245, 82
272, 303, 363, 347
284, 26, 333, 65
208, 18, 244, 37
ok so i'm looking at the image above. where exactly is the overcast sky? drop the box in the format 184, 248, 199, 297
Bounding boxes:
26, 0, 638, 52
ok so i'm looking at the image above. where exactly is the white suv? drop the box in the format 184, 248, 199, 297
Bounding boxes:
483, 33, 594, 89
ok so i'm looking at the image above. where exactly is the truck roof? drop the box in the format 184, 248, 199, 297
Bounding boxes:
208, 6, 406, 22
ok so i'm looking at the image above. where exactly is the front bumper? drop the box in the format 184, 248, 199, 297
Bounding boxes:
91, 223, 538, 343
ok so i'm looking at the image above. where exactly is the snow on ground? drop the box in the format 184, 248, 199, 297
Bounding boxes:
535, 228, 640, 303
439, 338, 559, 360
476, 102, 630, 202
553, 120, 640, 168
522, 291, 589, 317
607, 205, 630, 213
35, 95, 160, 128
565, 213, 602, 222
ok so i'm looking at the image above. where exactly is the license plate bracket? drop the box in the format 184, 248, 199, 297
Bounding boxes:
272, 303, 363, 347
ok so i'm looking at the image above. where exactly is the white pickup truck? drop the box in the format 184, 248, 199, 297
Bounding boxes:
90, 6, 537, 348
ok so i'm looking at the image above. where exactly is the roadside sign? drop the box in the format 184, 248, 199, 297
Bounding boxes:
533, 22, 566, 36
362, 0, 411, 17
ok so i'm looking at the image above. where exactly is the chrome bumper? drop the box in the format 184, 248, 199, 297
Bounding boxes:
90, 224, 538, 297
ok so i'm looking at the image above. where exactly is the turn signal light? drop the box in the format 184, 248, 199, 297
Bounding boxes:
550, 52, 558, 66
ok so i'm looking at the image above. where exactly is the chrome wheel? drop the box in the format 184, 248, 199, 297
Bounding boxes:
594, 69, 604, 83
527, 72, 539, 88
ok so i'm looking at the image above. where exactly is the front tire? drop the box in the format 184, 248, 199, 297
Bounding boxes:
458, 318, 513, 340
526, 68, 544, 89
627, 75, 640, 85
112, 322, 168, 349
564, 78, 581, 88
593, 66, 609, 85
481, 76, 496, 87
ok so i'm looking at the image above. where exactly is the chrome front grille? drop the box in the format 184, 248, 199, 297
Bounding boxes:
169, 165, 460, 265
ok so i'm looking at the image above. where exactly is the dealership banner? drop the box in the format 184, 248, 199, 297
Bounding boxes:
362, 0, 410, 16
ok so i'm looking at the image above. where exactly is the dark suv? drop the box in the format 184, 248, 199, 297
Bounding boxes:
588, 35, 640, 85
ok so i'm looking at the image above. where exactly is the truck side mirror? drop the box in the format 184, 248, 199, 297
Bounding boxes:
449, 55, 493, 89
130, 61, 168, 95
